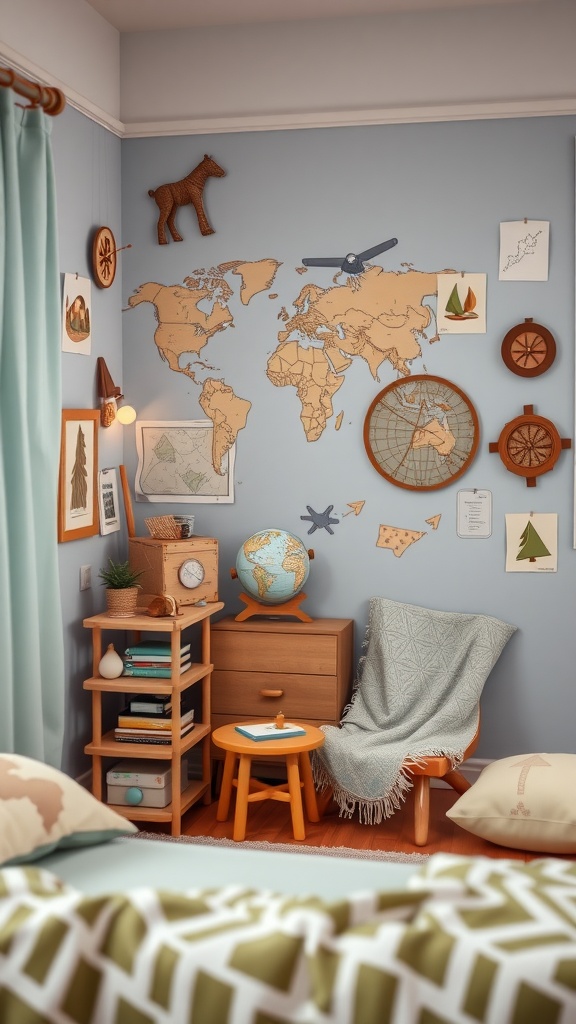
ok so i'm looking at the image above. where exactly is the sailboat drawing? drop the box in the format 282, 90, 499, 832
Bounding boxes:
444, 283, 479, 320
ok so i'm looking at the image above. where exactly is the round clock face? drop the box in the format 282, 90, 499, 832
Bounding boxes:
178, 558, 205, 589
363, 375, 479, 491
501, 319, 556, 377
92, 226, 117, 288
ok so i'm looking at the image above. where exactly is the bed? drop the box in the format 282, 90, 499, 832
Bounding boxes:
1, 754, 575, 1023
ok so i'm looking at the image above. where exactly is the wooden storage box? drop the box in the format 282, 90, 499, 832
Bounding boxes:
106, 759, 188, 808
129, 536, 218, 607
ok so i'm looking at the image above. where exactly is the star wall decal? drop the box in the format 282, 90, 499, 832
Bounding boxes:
300, 505, 339, 535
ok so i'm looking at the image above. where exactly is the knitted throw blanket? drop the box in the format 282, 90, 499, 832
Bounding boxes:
312, 598, 517, 824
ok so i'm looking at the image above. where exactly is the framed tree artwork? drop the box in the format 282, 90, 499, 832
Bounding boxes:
58, 409, 99, 542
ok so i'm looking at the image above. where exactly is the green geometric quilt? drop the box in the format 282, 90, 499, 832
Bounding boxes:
0, 853, 575, 1023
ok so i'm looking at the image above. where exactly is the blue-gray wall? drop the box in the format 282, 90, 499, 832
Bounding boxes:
53, 107, 576, 775
52, 105, 124, 773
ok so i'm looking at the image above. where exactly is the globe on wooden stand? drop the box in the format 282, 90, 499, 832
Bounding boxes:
231, 528, 314, 622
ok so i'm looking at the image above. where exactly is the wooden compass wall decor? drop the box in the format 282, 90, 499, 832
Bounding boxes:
501, 318, 556, 377
489, 404, 571, 486
91, 227, 131, 288
92, 226, 117, 288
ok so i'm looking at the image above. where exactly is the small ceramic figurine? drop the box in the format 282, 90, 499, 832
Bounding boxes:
98, 643, 124, 679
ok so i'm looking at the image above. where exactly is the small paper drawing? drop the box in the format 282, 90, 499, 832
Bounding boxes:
62, 273, 91, 355
343, 501, 365, 516
425, 514, 442, 530
499, 220, 549, 281
376, 524, 426, 557
505, 513, 557, 572
300, 505, 339, 535
436, 273, 486, 334
457, 489, 492, 539
98, 468, 121, 536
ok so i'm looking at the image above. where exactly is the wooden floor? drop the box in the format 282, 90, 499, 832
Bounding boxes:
165, 785, 563, 863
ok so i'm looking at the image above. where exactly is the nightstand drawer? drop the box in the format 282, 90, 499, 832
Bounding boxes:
211, 632, 338, 676
210, 617, 353, 745
212, 670, 339, 720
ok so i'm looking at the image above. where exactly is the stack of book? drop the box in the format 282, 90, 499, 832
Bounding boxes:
122, 640, 192, 678
114, 694, 195, 745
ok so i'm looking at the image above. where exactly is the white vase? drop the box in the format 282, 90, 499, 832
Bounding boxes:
98, 643, 124, 679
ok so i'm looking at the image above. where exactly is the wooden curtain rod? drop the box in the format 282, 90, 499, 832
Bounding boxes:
0, 65, 65, 116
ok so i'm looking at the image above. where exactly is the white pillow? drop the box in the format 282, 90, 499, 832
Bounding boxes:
0, 753, 138, 865
446, 753, 576, 853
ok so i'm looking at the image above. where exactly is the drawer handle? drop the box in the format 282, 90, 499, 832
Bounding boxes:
260, 689, 284, 698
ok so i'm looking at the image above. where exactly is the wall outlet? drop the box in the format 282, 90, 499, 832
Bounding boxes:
80, 565, 92, 591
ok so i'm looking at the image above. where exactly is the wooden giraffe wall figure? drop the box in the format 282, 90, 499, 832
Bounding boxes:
148, 154, 226, 245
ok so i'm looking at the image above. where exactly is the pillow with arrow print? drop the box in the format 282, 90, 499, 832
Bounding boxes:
446, 753, 576, 853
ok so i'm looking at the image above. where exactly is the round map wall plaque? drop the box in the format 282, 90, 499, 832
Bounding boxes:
363, 375, 480, 491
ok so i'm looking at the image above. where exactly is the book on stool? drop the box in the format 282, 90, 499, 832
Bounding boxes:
106, 759, 188, 808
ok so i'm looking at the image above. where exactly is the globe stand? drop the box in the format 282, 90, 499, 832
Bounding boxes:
235, 592, 312, 623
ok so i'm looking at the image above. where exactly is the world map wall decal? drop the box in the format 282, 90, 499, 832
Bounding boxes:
128, 258, 472, 487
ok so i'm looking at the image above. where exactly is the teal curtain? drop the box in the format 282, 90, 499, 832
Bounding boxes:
0, 88, 65, 766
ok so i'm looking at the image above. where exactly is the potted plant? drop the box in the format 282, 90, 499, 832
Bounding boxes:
98, 558, 144, 618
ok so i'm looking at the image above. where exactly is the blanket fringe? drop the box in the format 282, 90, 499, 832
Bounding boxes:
312, 756, 416, 825
312, 746, 465, 825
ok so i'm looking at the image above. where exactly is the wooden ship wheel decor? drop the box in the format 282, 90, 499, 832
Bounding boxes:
489, 405, 571, 486
501, 318, 556, 377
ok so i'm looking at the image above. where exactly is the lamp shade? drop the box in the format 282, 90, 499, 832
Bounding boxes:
116, 405, 137, 425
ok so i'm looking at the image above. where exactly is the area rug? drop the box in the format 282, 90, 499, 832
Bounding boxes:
127, 832, 428, 864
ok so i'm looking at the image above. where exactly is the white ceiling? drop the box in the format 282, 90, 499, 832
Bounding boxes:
84, 0, 545, 33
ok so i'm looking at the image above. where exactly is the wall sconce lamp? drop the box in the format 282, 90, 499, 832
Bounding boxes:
116, 403, 137, 425
96, 357, 136, 427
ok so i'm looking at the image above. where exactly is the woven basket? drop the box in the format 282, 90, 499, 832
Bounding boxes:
105, 587, 139, 618
144, 515, 181, 540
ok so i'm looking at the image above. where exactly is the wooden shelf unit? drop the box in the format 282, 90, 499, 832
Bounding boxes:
83, 602, 224, 835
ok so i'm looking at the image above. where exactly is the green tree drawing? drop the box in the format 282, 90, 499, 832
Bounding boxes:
70, 425, 88, 512
516, 520, 550, 563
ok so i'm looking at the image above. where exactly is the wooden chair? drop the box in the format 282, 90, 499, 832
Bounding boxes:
404, 715, 480, 846
317, 714, 480, 847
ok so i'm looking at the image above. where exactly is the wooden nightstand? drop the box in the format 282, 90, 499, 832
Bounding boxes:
211, 617, 354, 744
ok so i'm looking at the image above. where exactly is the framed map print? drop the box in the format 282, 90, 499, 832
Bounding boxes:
58, 409, 99, 542
134, 420, 235, 503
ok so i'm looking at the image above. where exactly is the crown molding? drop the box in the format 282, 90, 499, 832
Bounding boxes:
2, 44, 575, 137
0, 44, 124, 137
122, 96, 576, 138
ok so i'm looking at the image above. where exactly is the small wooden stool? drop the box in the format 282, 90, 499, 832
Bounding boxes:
211, 722, 325, 842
